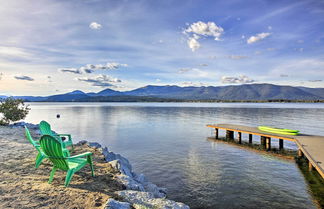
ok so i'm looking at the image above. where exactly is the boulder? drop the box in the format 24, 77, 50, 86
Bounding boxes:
117, 190, 190, 209
105, 198, 131, 209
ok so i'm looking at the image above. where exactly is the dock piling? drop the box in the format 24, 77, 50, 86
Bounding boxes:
279, 139, 284, 150
309, 161, 314, 171
215, 128, 219, 139
249, 134, 253, 144
226, 130, 234, 140
238, 132, 242, 144
298, 149, 303, 157
266, 137, 271, 151
260, 136, 266, 148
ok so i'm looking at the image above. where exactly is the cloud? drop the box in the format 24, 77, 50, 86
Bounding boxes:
89, 22, 102, 30
228, 55, 248, 60
77, 74, 121, 87
187, 37, 200, 52
178, 68, 191, 73
59, 68, 82, 74
59, 62, 128, 74
184, 21, 224, 40
0, 46, 31, 58
183, 21, 224, 51
182, 81, 207, 87
221, 75, 254, 84
308, 80, 322, 82
247, 33, 271, 44
14, 75, 34, 81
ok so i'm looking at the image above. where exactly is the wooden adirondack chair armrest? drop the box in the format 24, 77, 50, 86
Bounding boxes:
68, 152, 93, 159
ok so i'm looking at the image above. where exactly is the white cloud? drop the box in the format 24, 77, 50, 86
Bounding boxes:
0, 46, 31, 58
247, 33, 271, 44
187, 37, 200, 52
183, 21, 224, 51
77, 74, 121, 87
184, 21, 224, 40
89, 22, 102, 30
221, 75, 254, 84
59, 62, 128, 74
181, 81, 207, 87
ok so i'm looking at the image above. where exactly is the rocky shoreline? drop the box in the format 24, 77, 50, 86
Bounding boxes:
10, 122, 190, 209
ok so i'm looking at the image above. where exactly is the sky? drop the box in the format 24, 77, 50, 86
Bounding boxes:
0, 0, 324, 96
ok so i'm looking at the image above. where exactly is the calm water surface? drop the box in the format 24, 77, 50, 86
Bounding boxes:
25, 102, 324, 209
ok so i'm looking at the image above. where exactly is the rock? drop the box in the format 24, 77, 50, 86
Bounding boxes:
105, 198, 131, 209
109, 158, 133, 178
77, 140, 88, 145
133, 173, 167, 198
116, 174, 145, 191
11, 122, 38, 129
117, 190, 190, 209
88, 142, 102, 148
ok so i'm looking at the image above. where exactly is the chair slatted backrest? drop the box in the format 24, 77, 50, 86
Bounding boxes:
25, 126, 41, 152
40, 135, 69, 171
39, 120, 53, 135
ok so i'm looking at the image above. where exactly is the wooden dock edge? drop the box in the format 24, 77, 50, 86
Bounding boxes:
207, 124, 324, 179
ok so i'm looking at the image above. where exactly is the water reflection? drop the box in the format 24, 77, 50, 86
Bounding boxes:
25, 102, 323, 209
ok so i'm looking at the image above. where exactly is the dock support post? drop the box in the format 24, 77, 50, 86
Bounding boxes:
226, 130, 234, 140
215, 128, 219, 139
266, 137, 271, 151
298, 149, 303, 157
260, 136, 266, 148
279, 139, 284, 150
238, 132, 242, 144
308, 161, 314, 171
249, 134, 253, 144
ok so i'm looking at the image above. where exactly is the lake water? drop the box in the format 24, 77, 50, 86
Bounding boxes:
25, 102, 324, 209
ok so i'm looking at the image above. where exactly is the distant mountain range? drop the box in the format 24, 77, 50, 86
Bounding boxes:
2, 84, 324, 102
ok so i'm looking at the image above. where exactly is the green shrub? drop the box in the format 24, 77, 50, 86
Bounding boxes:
0, 98, 30, 125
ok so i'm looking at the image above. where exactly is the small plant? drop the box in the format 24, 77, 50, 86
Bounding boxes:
0, 97, 30, 125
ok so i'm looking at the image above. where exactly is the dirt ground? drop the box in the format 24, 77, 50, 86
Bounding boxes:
0, 126, 124, 209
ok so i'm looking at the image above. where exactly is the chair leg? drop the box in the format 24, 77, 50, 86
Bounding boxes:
35, 153, 45, 169
49, 167, 57, 184
64, 170, 75, 187
87, 156, 95, 177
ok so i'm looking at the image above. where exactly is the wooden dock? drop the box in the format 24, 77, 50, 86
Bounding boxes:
207, 124, 324, 179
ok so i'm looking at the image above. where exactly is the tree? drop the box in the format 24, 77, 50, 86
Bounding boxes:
0, 98, 30, 125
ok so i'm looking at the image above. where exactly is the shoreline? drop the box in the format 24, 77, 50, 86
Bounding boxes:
0, 123, 190, 209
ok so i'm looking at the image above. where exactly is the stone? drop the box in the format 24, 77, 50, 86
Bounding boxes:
76, 140, 88, 145
117, 190, 190, 209
88, 142, 102, 148
116, 174, 145, 191
109, 159, 133, 177
105, 198, 131, 209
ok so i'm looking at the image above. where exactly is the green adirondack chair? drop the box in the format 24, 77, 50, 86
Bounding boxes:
24, 126, 47, 168
40, 134, 95, 187
25, 126, 70, 168
39, 120, 74, 151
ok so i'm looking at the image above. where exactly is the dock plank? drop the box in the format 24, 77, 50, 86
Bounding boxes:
207, 124, 324, 179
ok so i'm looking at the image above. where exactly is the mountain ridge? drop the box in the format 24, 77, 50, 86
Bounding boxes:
2, 83, 324, 102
